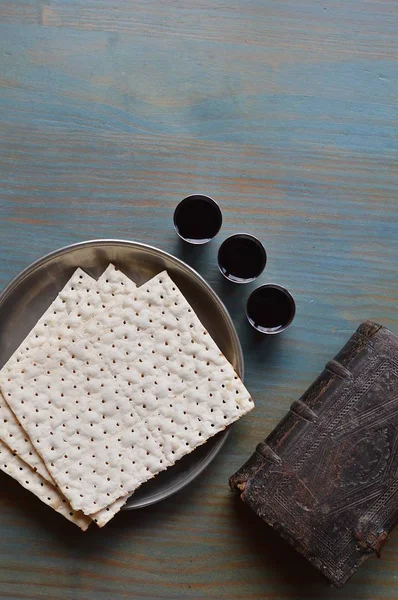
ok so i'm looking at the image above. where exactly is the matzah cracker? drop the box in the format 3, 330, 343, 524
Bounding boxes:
77, 264, 136, 523
0, 264, 137, 524
78, 264, 135, 523
84, 271, 254, 464
0, 268, 95, 482
0, 264, 252, 519
23, 264, 135, 348
97, 264, 137, 294
0, 264, 135, 480
2, 339, 166, 514
0, 274, 165, 515
92, 493, 129, 527
0, 439, 90, 530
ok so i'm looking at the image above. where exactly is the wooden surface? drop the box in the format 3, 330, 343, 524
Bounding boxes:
0, 1, 397, 598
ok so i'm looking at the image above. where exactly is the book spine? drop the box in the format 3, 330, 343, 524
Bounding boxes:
229, 321, 382, 492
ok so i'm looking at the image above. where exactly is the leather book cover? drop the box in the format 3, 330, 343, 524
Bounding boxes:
230, 321, 398, 587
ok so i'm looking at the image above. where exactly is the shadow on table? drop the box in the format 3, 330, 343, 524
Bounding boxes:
230, 494, 331, 595
1, 470, 378, 597
169, 237, 215, 276
0, 449, 219, 553
229, 494, 382, 598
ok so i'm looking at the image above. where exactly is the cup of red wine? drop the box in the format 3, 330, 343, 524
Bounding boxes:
173, 195, 222, 244
246, 284, 296, 334
217, 234, 267, 284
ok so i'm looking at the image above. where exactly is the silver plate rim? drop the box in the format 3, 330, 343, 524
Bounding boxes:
0, 239, 244, 510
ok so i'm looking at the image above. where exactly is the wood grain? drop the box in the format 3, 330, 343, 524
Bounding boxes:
0, 0, 397, 598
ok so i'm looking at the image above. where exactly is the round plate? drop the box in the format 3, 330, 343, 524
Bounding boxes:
0, 239, 244, 509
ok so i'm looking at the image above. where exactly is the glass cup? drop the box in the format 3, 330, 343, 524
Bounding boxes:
173, 195, 222, 244
217, 234, 267, 283
246, 284, 296, 334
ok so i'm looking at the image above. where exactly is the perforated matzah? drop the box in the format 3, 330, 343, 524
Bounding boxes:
97, 263, 136, 295
78, 264, 136, 523
92, 493, 130, 526
0, 272, 165, 515
2, 337, 166, 513
0, 264, 136, 523
0, 268, 95, 482
83, 270, 254, 464
0, 439, 90, 530
78, 264, 135, 523
0, 264, 136, 479
0, 264, 253, 520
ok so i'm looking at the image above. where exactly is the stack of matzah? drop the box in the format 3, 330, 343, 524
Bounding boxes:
0, 265, 254, 529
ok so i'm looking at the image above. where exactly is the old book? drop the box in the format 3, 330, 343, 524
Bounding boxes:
230, 321, 398, 587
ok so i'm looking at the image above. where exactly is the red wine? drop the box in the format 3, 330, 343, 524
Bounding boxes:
218, 234, 266, 283
247, 285, 295, 333
174, 195, 222, 244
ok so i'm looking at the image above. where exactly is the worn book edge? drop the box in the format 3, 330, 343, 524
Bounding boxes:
229, 321, 388, 587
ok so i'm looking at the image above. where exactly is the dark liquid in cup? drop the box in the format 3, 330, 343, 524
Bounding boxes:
218, 235, 266, 283
247, 286, 295, 332
174, 196, 222, 244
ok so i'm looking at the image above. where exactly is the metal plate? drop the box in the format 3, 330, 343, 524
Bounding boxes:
0, 239, 244, 510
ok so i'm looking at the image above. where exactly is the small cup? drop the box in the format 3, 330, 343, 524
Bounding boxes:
173, 195, 222, 244
217, 234, 267, 284
246, 284, 296, 334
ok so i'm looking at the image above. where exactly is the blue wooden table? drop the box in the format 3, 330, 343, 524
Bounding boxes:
0, 1, 398, 598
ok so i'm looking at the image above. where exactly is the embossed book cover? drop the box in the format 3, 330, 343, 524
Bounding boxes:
230, 321, 398, 587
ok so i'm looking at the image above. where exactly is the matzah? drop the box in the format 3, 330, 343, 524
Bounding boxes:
0, 263, 253, 523
0, 263, 135, 473
78, 264, 135, 523
0, 439, 90, 530
76, 264, 136, 523
84, 271, 254, 464
0, 273, 165, 515
0, 264, 136, 524
97, 263, 137, 295
91, 492, 129, 527
0, 265, 129, 485
0, 268, 95, 482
